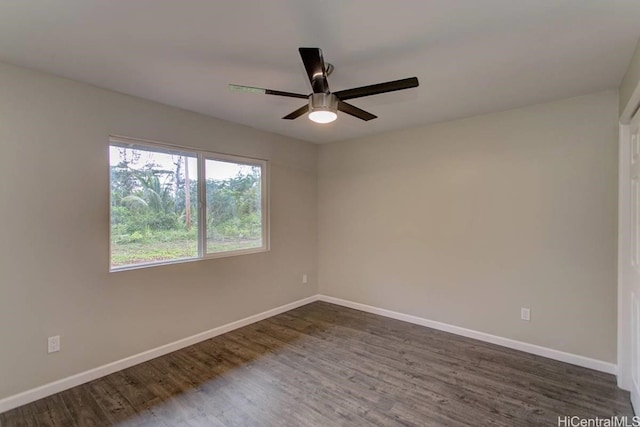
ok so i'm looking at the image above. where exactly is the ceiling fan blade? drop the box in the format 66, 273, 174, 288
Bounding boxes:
333, 77, 419, 101
299, 47, 330, 94
337, 101, 377, 121
229, 84, 307, 99
282, 104, 309, 120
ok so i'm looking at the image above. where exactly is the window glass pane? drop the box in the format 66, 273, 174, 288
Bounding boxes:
205, 159, 263, 254
110, 145, 198, 268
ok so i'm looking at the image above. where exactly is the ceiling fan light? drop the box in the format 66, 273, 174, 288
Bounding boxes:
309, 109, 337, 124
308, 93, 338, 124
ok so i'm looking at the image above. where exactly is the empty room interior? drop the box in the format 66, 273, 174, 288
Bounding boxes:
3, 1, 640, 426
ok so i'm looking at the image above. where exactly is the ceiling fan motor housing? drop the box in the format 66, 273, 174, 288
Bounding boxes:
309, 93, 338, 113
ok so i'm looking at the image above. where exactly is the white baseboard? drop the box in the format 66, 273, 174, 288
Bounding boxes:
316, 295, 617, 375
0, 295, 318, 414
0, 293, 618, 414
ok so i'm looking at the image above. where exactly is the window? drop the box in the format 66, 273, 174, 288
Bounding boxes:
109, 136, 268, 271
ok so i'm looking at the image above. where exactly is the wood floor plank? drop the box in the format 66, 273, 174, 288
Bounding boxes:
287, 303, 632, 414
201, 339, 352, 426
0, 301, 632, 426
89, 378, 138, 424
32, 395, 74, 427
57, 384, 111, 427
268, 311, 614, 419
242, 319, 510, 426
217, 331, 402, 426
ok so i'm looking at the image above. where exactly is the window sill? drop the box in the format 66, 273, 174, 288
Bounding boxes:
109, 246, 269, 272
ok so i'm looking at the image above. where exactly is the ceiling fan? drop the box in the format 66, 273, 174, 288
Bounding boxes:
229, 47, 419, 124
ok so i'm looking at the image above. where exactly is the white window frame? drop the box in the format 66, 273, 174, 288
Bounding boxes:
109, 135, 269, 272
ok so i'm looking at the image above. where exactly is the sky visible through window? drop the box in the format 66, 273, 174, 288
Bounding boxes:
109, 146, 255, 180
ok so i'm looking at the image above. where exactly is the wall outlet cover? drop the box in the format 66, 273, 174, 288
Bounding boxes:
48, 336, 60, 353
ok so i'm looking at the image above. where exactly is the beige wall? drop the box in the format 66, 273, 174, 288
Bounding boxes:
620, 38, 640, 115
0, 62, 317, 399
318, 91, 619, 362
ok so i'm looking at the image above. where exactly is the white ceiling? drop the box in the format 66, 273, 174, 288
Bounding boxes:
0, 1, 639, 143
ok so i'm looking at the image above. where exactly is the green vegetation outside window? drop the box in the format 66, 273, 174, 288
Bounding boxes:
109, 137, 268, 271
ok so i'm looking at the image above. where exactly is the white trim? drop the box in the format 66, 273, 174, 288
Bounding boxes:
197, 151, 206, 257
619, 122, 632, 390
0, 293, 618, 414
621, 82, 640, 125
0, 295, 317, 414
316, 295, 618, 375
109, 134, 268, 163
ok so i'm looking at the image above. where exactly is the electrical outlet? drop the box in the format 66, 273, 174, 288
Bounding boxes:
48, 335, 60, 353
302, 274, 308, 284
520, 308, 531, 321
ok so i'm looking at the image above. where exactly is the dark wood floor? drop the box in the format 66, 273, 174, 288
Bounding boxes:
0, 302, 633, 426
